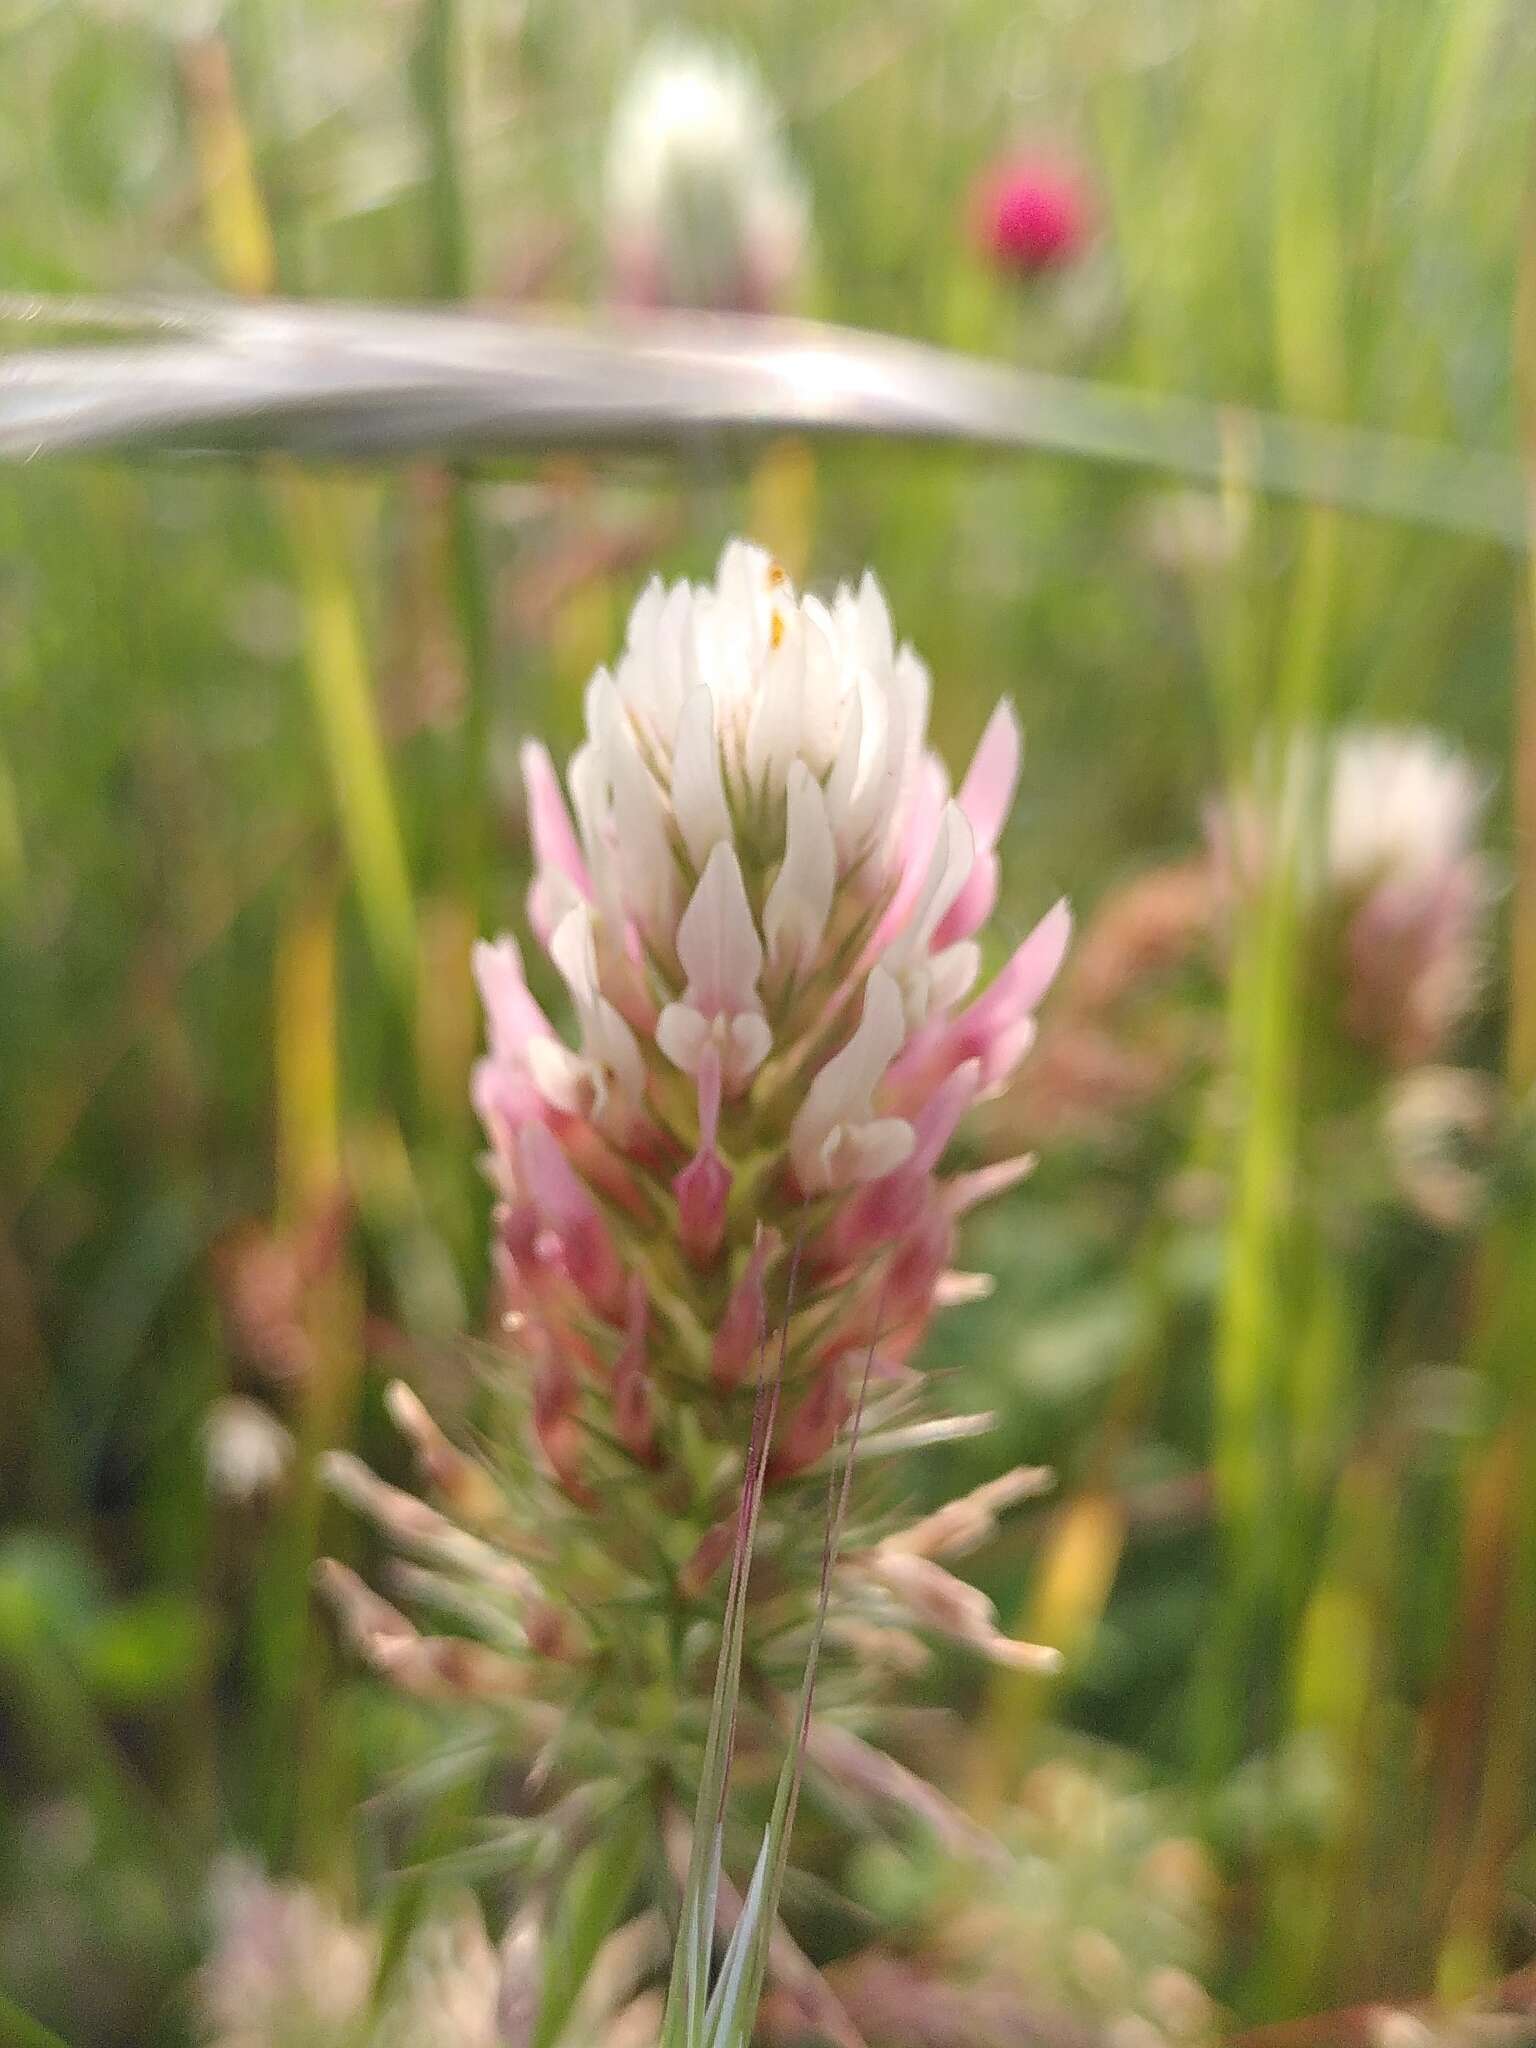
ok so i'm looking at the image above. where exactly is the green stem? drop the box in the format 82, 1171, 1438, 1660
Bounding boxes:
412, 0, 473, 302
408, 0, 498, 1013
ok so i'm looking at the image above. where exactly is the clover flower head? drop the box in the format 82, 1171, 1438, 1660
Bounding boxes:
1217, 725, 1490, 1067
603, 36, 809, 312
472, 539, 1067, 1483
322, 539, 1067, 1809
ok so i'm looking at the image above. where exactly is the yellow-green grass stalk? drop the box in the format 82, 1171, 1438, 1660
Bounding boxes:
1192, 0, 1354, 1800
0, 743, 23, 906
1066, 0, 1355, 1803
1430, 171, 1536, 1995
278, 473, 419, 1001
246, 884, 367, 1874
1246, 1450, 1396, 2016
968, 1489, 1127, 1822
182, 72, 421, 1886
409, 0, 497, 921
1193, 507, 1341, 1793
1433, 1422, 1536, 1999
183, 35, 418, 1008
1424, 0, 1512, 201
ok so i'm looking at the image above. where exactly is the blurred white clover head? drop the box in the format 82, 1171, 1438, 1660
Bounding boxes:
1214, 726, 1491, 1067
603, 36, 810, 313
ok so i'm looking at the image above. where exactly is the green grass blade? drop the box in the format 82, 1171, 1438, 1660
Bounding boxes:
702, 1831, 772, 2048
0, 299, 1526, 548
659, 1341, 782, 2048
531, 1796, 650, 2048
279, 471, 418, 1001
703, 1334, 876, 2048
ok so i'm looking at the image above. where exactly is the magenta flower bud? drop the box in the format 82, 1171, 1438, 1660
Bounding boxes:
673, 1051, 733, 1266
532, 1353, 588, 1505
674, 1149, 732, 1267
611, 1276, 659, 1468
827, 1061, 979, 1263
516, 1124, 627, 1322
678, 1515, 739, 1599
712, 1227, 780, 1390
770, 1360, 850, 1481
971, 152, 1093, 276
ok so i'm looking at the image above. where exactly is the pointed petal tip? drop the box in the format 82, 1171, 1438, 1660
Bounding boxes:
957, 698, 1025, 851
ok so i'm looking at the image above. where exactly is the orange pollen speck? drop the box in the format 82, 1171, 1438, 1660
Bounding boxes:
767, 560, 787, 587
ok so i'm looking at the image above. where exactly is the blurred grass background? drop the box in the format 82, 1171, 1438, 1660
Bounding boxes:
2, 0, 1535, 2041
